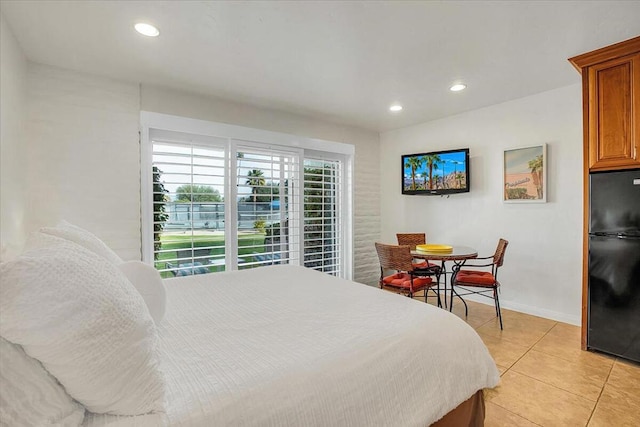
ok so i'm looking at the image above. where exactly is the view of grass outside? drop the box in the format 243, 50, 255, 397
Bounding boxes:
155, 233, 267, 278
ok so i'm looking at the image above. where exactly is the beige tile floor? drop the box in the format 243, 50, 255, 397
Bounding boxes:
419, 293, 640, 427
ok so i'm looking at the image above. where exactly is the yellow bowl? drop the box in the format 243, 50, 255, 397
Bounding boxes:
416, 244, 453, 253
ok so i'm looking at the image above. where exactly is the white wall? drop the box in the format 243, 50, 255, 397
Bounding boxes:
0, 14, 28, 259
25, 64, 141, 260
141, 85, 381, 285
380, 84, 583, 324
12, 65, 381, 284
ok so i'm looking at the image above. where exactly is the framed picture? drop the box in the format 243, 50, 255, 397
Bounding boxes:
503, 144, 547, 203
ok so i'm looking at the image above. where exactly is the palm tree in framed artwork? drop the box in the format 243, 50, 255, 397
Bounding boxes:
528, 155, 543, 199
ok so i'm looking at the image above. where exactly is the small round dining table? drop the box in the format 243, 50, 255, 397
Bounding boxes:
411, 246, 478, 311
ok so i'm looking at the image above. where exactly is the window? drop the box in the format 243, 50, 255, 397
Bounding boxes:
150, 134, 227, 277
141, 114, 353, 280
303, 156, 343, 276
234, 143, 301, 270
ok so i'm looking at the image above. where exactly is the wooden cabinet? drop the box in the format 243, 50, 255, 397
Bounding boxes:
570, 37, 640, 171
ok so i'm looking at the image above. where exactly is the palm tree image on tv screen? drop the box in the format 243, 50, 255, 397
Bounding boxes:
402, 149, 469, 195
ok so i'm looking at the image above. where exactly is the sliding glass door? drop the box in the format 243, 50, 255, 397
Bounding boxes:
303, 156, 343, 276
234, 144, 300, 270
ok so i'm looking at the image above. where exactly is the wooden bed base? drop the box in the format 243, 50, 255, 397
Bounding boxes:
431, 390, 485, 427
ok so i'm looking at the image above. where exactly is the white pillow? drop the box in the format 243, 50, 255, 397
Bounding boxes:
40, 220, 122, 264
0, 238, 165, 415
118, 261, 167, 324
24, 229, 69, 251
0, 337, 85, 426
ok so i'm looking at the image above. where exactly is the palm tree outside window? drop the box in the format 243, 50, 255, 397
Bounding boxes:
246, 169, 266, 202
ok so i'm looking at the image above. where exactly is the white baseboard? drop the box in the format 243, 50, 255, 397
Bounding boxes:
409, 289, 581, 327
451, 294, 581, 326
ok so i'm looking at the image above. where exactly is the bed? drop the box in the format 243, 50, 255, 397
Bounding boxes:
83, 264, 499, 426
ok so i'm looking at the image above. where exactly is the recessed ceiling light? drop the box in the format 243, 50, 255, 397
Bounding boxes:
135, 22, 160, 37
449, 84, 467, 92
389, 104, 403, 112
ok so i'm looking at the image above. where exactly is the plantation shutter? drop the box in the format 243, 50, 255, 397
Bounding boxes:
151, 135, 227, 277
234, 143, 301, 269
303, 156, 343, 276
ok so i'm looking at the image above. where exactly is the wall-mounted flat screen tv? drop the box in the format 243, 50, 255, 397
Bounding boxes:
402, 148, 470, 195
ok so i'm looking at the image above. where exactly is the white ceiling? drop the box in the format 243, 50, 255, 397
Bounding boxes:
2, 1, 640, 132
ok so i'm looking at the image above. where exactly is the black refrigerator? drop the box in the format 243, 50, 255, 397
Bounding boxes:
588, 169, 640, 363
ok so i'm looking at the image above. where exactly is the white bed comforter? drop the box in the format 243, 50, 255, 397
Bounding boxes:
85, 265, 499, 427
